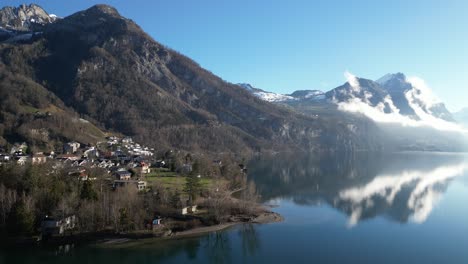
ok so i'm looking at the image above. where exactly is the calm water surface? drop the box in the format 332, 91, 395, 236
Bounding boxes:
2, 152, 468, 263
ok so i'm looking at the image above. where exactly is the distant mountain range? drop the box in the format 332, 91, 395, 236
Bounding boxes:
240, 73, 467, 152
240, 72, 455, 123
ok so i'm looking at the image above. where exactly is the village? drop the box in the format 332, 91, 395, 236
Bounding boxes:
0, 136, 268, 242
0, 136, 157, 189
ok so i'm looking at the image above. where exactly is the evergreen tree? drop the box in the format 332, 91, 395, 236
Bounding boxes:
184, 162, 202, 205
6, 200, 35, 236
80, 180, 98, 201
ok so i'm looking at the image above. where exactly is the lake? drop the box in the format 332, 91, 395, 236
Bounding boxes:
2, 152, 468, 263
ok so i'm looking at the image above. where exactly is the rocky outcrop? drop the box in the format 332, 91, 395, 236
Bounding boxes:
0, 4, 57, 32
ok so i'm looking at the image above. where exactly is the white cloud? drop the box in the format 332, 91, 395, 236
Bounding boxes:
406, 76, 440, 110
344, 71, 361, 93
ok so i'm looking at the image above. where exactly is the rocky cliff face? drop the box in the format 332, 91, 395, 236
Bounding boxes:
0, 4, 57, 31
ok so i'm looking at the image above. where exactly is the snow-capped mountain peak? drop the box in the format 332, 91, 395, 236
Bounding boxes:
376, 72, 406, 86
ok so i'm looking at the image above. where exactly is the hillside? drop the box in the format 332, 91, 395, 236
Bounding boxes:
0, 4, 383, 154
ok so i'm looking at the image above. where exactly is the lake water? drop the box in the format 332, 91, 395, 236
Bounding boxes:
2, 152, 468, 263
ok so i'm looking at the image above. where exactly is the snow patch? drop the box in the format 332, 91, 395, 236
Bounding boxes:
253, 91, 296, 102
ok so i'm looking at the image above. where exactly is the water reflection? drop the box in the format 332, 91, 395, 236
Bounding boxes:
248, 152, 468, 226
202, 232, 232, 264
239, 224, 260, 258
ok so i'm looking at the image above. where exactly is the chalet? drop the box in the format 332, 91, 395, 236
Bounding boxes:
32, 153, 47, 164
41, 215, 76, 236
114, 170, 132, 180
113, 180, 147, 191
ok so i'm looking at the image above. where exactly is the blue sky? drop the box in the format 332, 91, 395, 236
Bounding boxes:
6, 0, 468, 111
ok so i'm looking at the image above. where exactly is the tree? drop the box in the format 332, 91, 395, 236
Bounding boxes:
6, 199, 35, 236
80, 180, 98, 201
184, 170, 202, 205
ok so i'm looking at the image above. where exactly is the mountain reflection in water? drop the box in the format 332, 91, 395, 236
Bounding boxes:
248, 152, 468, 226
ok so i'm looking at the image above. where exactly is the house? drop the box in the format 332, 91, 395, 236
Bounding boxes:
122, 137, 133, 144
154, 160, 166, 168
151, 217, 163, 230
84, 147, 99, 159
10, 142, 27, 155
152, 217, 162, 226
137, 162, 151, 174
63, 142, 80, 154
32, 153, 47, 164
113, 180, 147, 191
72, 159, 88, 167
41, 215, 76, 236
57, 154, 80, 161
97, 159, 113, 168
15, 156, 29, 165
68, 169, 88, 180
0, 154, 10, 162
114, 170, 132, 180
181, 205, 198, 215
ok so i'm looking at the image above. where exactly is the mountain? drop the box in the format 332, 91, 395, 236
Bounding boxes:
0, 4, 58, 42
325, 77, 394, 112
237, 83, 295, 102
376, 73, 454, 122
0, 4, 381, 154
289, 90, 325, 100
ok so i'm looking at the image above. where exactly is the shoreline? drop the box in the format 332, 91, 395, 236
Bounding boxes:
96, 211, 283, 248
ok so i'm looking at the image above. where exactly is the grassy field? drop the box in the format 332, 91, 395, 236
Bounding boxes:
144, 168, 214, 192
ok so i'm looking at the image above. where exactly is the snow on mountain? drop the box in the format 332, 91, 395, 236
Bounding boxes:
237, 83, 296, 102
0, 4, 58, 32
237, 84, 324, 103
289, 90, 325, 100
